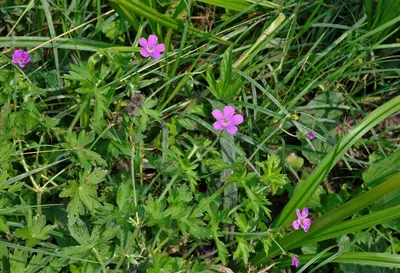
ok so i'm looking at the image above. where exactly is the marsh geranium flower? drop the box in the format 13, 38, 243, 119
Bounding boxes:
292, 256, 300, 268
12, 49, 30, 68
292, 208, 312, 232
139, 35, 165, 59
212, 106, 244, 135
307, 131, 315, 140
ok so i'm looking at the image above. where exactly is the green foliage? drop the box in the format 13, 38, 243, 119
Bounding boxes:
257, 154, 289, 195
60, 168, 107, 225
14, 212, 56, 247
206, 47, 245, 100
0, 0, 399, 272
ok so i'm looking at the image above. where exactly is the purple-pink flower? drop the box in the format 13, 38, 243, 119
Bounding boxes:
292, 256, 300, 268
307, 131, 316, 140
139, 35, 165, 59
12, 49, 30, 68
212, 106, 244, 135
292, 208, 312, 232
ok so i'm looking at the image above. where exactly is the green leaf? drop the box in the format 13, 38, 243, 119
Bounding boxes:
363, 149, 400, 188
10, 250, 28, 273
235, 213, 249, 232
322, 193, 342, 213
59, 169, 106, 225
285, 153, 304, 171
116, 179, 133, 209
217, 46, 233, 98
102, 20, 123, 41
14, 213, 56, 247
257, 154, 289, 195
0, 216, 10, 233
211, 222, 228, 265
233, 237, 254, 264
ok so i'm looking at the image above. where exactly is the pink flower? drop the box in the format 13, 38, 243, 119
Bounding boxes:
292, 256, 300, 268
292, 208, 312, 232
12, 49, 30, 68
307, 131, 315, 140
212, 106, 244, 135
139, 35, 165, 59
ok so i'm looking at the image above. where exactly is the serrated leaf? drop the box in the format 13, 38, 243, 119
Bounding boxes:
363, 149, 400, 188
60, 169, 106, 225
0, 216, 10, 233
14, 213, 55, 247
233, 237, 254, 264
257, 154, 289, 194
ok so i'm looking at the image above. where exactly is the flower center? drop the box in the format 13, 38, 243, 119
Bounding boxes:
298, 216, 306, 225
18, 58, 25, 64
147, 45, 154, 53
221, 119, 229, 126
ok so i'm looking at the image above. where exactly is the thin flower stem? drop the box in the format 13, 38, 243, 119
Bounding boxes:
131, 141, 139, 224
92, 247, 107, 273
270, 235, 287, 256
17, 140, 39, 189
193, 131, 223, 164
68, 100, 89, 131
158, 174, 179, 202
115, 228, 140, 270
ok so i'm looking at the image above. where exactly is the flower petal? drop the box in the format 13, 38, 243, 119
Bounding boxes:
296, 208, 302, 218
292, 220, 300, 230
147, 34, 158, 46
292, 256, 300, 268
214, 121, 225, 131
301, 207, 309, 217
140, 48, 151, 58
230, 114, 244, 125
226, 125, 238, 135
153, 43, 165, 53
223, 106, 235, 119
151, 51, 162, 59
212, 109, 224, 121
300, 218, 312, 232
139, 37, 148, 47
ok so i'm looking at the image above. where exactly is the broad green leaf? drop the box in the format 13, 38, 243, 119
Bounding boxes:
14, 212, 56, 247
59, 169, 107, 225
363, 149, 400, 188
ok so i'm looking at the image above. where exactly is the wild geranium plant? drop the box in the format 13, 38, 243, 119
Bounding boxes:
1, 1, 400, 273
